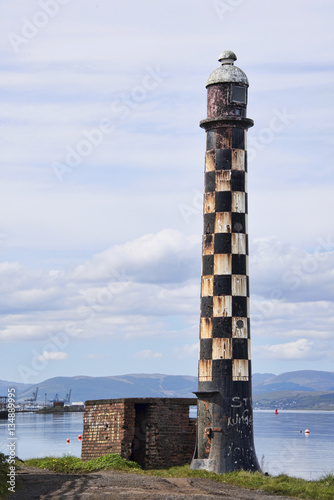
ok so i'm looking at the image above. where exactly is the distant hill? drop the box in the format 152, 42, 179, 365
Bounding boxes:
253, 390, 334, 411
0, 380, 33, 397
0, 370, 333, 409
252, 370, 334, 393
252, 373, 276, 385
1, 374, 197, 403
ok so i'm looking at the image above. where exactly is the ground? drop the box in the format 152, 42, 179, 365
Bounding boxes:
5, 464, 296, 499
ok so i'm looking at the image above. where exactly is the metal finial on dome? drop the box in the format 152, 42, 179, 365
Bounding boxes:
218, 50, 237, 65
206, 50, 248, 87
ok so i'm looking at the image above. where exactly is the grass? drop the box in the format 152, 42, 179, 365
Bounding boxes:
22, 454, 334, 500
0, 453, 10, 497
24, 453, 140, 474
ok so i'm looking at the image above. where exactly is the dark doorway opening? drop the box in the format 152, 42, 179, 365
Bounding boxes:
130, 404, 148, 467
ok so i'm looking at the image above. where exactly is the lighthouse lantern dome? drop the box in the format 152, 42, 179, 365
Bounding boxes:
206, 50, 249, 87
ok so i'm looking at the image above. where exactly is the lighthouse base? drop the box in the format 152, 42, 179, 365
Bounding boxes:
190, 459, 216, 471
190, 453, 261, 475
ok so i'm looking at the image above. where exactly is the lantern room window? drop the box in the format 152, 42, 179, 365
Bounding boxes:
231, 85, 247, 104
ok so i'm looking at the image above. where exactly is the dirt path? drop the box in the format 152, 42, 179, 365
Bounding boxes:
6, 465, 297, 500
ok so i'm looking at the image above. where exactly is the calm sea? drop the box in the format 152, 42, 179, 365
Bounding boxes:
0, 410, 333, 480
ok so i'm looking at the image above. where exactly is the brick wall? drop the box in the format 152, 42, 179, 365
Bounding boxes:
81, 399, 126, 461
81, 398, 197, 469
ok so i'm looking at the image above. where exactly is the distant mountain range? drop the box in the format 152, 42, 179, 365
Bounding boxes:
1, 370, 334, 409
0, 374, 198, 403
252, 370, 334, 410
252, 370, 334, 393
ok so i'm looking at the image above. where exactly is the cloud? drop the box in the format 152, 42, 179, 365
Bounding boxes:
37, 351, 68, 361
85, 354, 104, 360
0, 229, 201, 345
133, 350, 162, 359
72, 229, 201, 284
253, 339, 313, 360
174, 343, 198, 359
0, 231, 333, 358
250, 237, 334, 303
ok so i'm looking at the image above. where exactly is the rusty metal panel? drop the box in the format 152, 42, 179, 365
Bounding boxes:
215, 213, 231, 233
216, 170, 231, 191
204, 193, 215, 214
203, 235, 214, 255
202, 276, 213, 297
199, 359, 212, 381
197, 399, 212, 459
216, 128, 231, 149
212, 338, 232, 359
232, 317, 248, 338
214, 254, 231, 275
248, 339, 252, 359
205, 150, 216, 172
232, 276, 247, 296
213, 296, 232, 317
200, 318, 213, 339
231, 192, 245, 213
232, 359, 249, 381
231, 233, 246, 254
231, 149, 245, 171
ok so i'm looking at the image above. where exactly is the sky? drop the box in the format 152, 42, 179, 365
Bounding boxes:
0, 0, 334, 384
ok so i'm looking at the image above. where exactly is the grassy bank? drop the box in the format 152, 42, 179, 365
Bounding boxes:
0, 453, 11, 498
22, 454, 334, 500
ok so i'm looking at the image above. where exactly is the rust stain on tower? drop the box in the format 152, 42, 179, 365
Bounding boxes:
191, 51, 261, 474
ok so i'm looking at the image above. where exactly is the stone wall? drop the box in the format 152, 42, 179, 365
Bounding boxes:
81, 398, 197, 469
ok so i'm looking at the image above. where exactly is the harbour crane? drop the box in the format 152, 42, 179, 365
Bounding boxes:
25, 387, 39, 402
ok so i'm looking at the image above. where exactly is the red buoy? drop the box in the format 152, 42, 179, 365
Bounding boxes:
66, 438, 70, 443
78, 435, 82, 441
275, 409, 278, 415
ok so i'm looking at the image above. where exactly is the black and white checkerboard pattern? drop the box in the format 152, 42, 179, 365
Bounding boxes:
199, 127, 251, 383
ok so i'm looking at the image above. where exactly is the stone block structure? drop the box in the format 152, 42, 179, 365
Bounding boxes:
81, 398, 197, 469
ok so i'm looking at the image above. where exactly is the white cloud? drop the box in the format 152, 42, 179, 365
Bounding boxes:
133, 350, 162, 359
37, 351, 68, 361
250, 237, 334, 302
0, 229, 201, 345
174, 343, 199, 359
85, 354, 104, 360
72, 229, 200, 283
253, 339, 313, 360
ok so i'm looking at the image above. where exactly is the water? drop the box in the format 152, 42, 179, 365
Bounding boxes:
0, 412, 83, 461
254, 410, 334, 480
0, 410, 333, 480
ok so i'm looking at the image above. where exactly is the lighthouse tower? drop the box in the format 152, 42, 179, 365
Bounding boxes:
190, 51, 260, 474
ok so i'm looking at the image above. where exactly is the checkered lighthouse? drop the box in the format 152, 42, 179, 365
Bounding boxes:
190, 51, 260, 474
